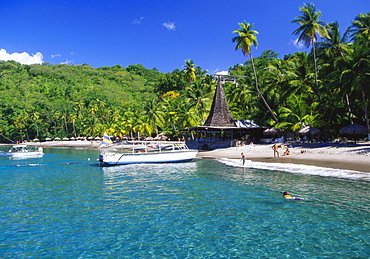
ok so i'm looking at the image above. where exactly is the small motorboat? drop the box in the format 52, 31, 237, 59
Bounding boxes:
0, 145, 44, 158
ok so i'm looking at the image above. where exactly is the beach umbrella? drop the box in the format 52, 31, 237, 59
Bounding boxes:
62, 137, 69, 141
298, 126, 320, 135
70, 137, 76, 140
263, 127, 282, 136
45, 137, 52, 141
54, 137, 61, 141
33, 138, 39, 142
339, 123, 367, 135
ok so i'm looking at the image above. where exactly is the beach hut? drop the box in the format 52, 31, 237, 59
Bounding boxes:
297, 126, 321, 142
339, 123, 367, 135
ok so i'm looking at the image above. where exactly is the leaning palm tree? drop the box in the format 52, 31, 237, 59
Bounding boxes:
232, 21, 278, 122
291, 2, 328, 114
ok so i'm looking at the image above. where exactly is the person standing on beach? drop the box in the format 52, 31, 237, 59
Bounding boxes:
241, 153, 246, 165
272, 143, 279, 157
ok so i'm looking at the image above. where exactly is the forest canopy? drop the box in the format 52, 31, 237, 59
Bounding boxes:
0, 8, 369, 143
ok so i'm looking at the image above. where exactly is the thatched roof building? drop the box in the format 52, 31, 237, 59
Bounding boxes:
204, 78, 236, 127
183, 76, 265, 149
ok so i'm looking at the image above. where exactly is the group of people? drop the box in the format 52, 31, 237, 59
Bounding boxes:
272, 143, 290, 157
240, 143, 291, 165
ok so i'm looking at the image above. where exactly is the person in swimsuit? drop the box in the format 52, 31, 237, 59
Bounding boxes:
283, 191, 304, 200
272, 143, 279, 157
241, 153, 246, 165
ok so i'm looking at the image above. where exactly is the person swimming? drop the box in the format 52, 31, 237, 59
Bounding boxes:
283, 191, 292, 198
282, 191, 304, 200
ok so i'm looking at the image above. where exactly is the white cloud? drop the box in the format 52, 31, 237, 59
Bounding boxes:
163, 21, 176, 31
215, 71, 229, 76
291, 39, 305, 49
61, 59, 74, 65
0, 49, 43, 64
51, 53, 61, 58
132, 17, 145, 25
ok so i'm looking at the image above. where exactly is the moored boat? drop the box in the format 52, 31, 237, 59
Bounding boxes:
0, 145, 44, 158
99, 141, 198, 166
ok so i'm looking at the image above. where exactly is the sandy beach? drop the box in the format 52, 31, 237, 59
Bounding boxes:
198, 142, 370, 173
2, 140, 370, 173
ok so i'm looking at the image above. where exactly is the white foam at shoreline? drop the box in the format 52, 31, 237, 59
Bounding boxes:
218, 158, 370, 181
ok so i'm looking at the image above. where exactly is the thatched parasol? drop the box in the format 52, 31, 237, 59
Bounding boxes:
339, 123, 367, 135
263, 127, 282, 136
298, 126, 320, 135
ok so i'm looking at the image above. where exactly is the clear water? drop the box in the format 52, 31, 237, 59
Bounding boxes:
0, 148, 369, 258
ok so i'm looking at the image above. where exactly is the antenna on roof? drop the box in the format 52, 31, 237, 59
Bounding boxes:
213, 72, 246, 85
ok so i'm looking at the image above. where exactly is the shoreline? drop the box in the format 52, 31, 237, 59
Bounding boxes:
1, 141, 370, 173
198, 142, 370, 173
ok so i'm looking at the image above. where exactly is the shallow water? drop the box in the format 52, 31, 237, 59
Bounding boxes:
0, 148, 369, 258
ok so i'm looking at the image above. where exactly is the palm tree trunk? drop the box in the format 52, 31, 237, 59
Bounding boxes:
250, 53, 279, 122
345, 94, 353, 124
312, 42, 323, 114
361, 88, 369, 134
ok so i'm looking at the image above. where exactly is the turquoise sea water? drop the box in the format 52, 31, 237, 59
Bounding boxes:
0, 148, 369, 258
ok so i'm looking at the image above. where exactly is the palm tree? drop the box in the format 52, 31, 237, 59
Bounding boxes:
317, 21, 353, 123
347, 12, 370, 41
232, 21, 278, 122
291, 2, 328, 114
338, 40, 370, 133
142, 99, 165, 135
317, 21, 351, 59
185, 78, 214, 124
182, 59, 197, 82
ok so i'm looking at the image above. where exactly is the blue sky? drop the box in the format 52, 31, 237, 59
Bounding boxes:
0, 0, 368, 73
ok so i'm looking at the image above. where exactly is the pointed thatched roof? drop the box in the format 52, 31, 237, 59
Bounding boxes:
204, 78, 236, 127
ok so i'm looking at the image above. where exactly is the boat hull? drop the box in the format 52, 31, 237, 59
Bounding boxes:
0, 152, 44, 157
99, 150, 198, 166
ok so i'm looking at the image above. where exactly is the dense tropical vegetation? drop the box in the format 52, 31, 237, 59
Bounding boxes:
0, 4, 369, 143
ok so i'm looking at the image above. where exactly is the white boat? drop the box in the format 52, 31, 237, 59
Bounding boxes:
0, 145, 44, 158
99, 141, 198, 166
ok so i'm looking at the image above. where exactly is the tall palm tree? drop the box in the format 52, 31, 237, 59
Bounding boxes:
317, 21, 353, 123
338, 40, 370, 133
291, 2, 328, 114
232, 21, 278, 122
